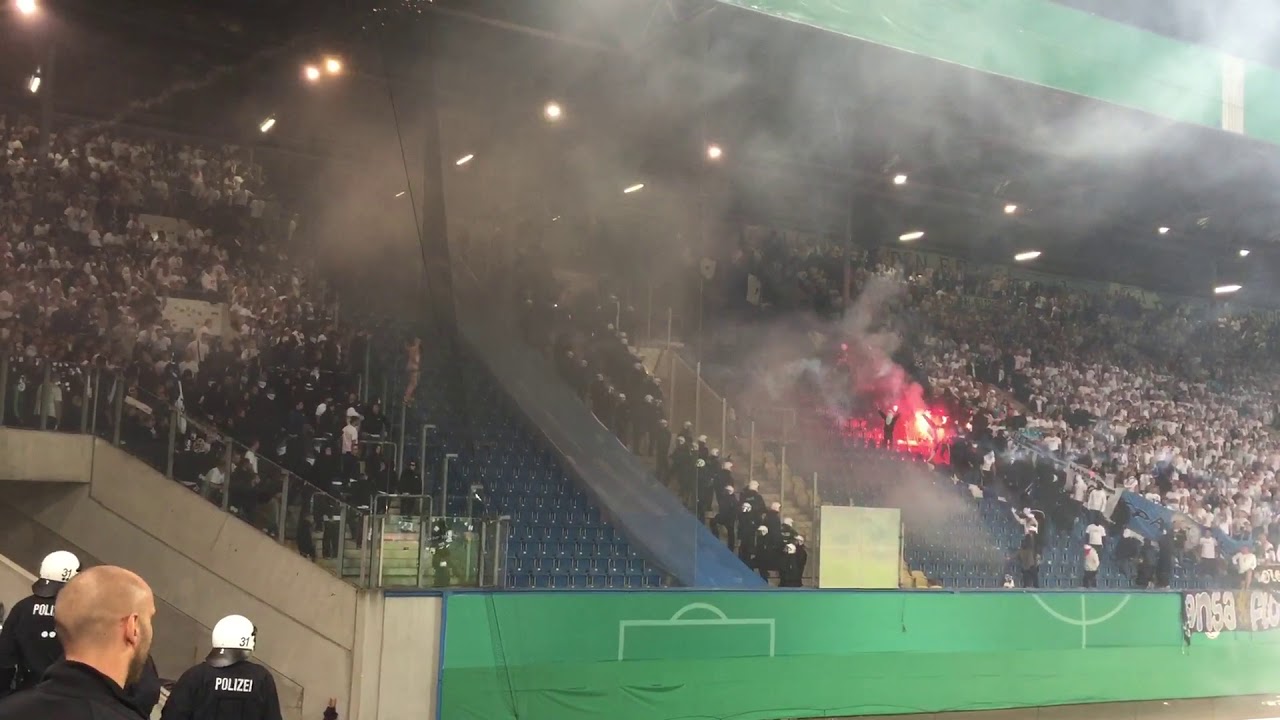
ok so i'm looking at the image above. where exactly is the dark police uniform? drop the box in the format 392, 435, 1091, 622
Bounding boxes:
0, 593, 63, 696
160, 656, 282, 720
0, 660, 140, 720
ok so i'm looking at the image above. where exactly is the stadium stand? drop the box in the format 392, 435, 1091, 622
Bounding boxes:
0, 113, 678, 590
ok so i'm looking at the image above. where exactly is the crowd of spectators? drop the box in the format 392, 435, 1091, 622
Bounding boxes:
0, 114, 400, 563
652, 226, 1280, 589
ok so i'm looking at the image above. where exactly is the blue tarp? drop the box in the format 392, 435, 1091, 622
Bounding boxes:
1122, 490, 1247, 556
457, 309, 765, 589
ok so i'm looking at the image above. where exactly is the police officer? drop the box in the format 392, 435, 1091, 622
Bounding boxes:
0, 566, 156, 720
0, 550, 79, 696
161, 614, 283, 720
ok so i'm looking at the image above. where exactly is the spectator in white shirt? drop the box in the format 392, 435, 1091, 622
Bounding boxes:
1085, 522, 1107, 558
1198, 532, 1219, 576
1085, 483, 1108, 523
1082, 545, 1100, 588
1232, 545, 1258, 590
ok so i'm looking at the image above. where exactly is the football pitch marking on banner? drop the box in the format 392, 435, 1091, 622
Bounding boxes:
1031, 594, 1132, 649
616, 602, 776, 662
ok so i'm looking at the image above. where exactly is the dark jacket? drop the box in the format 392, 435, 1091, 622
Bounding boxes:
0, 660, 141, 720
124, 656, 162, 718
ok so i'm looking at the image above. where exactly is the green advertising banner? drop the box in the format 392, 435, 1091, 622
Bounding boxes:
717, 0, 1280, 147
440, 590, 1280, 720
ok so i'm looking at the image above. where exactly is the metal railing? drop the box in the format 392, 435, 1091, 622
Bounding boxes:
0, 355, 502, 590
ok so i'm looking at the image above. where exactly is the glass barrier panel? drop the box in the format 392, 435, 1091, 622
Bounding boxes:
2, 356, 49, 429
178, 413, 230, 508
117, 383, 175, 478
420, 516, 482, 588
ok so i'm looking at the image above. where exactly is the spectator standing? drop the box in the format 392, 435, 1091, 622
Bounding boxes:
1082, 545, 1100, 588
1232, 545, 1258, 589
1085, 521, 1107, 559
1016, 541, 1040, 588
1198, 532, 1219, 577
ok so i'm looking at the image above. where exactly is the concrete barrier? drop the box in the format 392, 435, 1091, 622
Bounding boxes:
0, 429, 362, 720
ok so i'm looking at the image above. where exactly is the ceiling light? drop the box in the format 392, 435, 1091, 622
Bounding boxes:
1215, 284, 1242, 295
395, 191, 406, 198
1239, 249, 1251, 257
1014, 251, 1041, 262
623, 183, 645, 194
1004, 204, 1018, 214
27, 73, 40, 94
15, 0, 37, 16
324, 57, 343, 75
455, 154, 474, 166
258, 116, 276, 133
1158, 226, 1170, 235
544, 101, 563, 121
706, 144, 723, 161
303, 65, 321, 82
893, 174, 908, 185
898, 231, 924, 242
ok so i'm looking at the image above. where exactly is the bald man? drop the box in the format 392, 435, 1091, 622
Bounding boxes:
0, 566, 156, 720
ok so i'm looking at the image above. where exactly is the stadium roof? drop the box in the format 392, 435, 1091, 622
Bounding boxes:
6, 0, 1280, 301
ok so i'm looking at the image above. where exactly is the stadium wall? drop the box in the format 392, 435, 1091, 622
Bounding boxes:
0, 552, 35, 619
352, 592, 444, 720
0, 429, 359, 720
437, 589, 1280, 720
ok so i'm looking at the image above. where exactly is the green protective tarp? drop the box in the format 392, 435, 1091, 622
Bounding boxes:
440, 591, 1280, 720
717, 0, 1280, 147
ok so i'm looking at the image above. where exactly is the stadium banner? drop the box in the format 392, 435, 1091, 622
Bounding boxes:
1255, 565, 1280, 586
439, 590, 1280, 720
817, 505, 900, 589
162, 297, 228, 337
1182, 589, 1280, 638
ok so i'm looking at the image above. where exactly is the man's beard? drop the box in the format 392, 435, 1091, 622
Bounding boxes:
125, 637, 151, 686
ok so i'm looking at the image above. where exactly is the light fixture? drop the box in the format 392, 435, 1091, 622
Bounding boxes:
324, 57, 343, 75
551, 216, 561, 222
258, 116, 276, 133
623, 183, 645, 194
1240, 249, 1251, 257
395, 191, 406, 198
1014, 251, 1041, 262
15, 0, 37, 16
898, 231, 924, 242
706, 143, 723, 161
1158, 226, 1170, 235
544, 101, 563, 121
303, 65, 321, 82
455, 154, 474, 166
1215, 284, 1242, 294
1004, 203, 1018, 214
893, 174, 908, 185
27, 71, 40, 95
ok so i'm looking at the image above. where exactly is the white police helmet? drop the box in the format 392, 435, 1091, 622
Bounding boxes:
34, 551, 79, 598
207, 614, 256, 667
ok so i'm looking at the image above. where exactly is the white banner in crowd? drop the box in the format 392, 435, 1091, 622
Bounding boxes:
138, 214, 187, 237
162, 297, 228, 336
